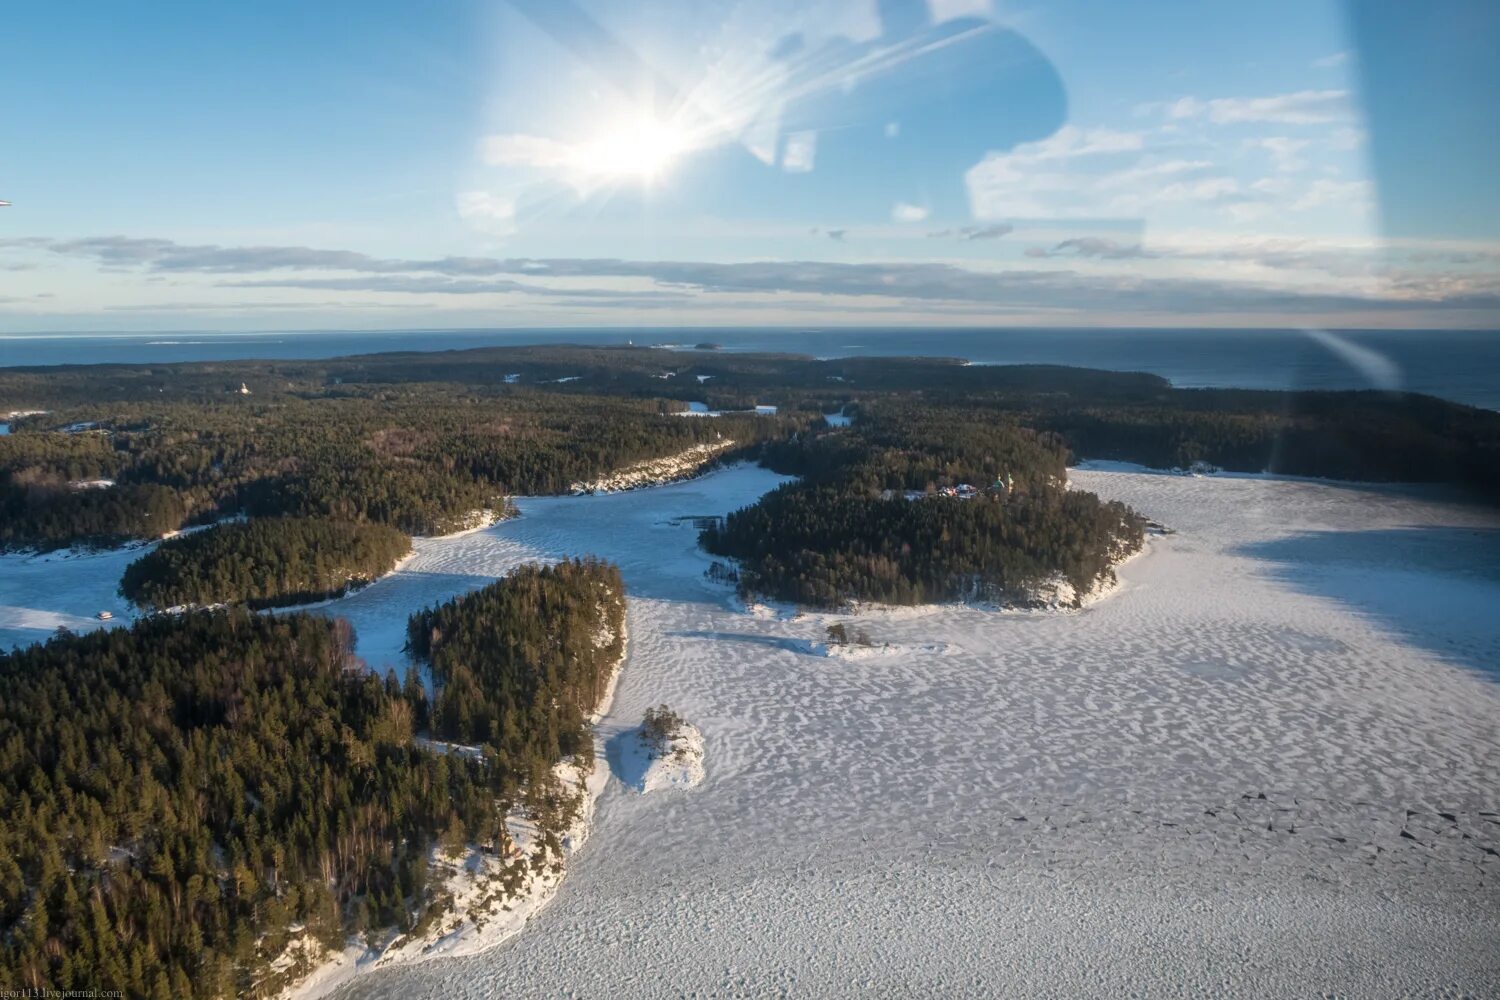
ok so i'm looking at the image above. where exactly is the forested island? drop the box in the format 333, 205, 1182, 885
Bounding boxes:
119, 517, 413, 611
0, 559, 627, 999
703, 401, 1144, 607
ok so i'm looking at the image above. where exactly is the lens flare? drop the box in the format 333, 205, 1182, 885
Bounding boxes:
581, 112, 693, 184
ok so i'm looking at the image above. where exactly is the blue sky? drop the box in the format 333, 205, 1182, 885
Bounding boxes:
1, 0, 1496, 332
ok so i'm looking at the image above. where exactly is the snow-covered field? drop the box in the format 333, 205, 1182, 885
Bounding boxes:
4, 464, 1498, 997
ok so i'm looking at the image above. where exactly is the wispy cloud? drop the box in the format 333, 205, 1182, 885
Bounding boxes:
1246, 137, 1310, 173
455, 191, 517, 234
967, 132, 1252, 220
7, 235, 1498, 324
1025, 238, 1153, 260
928, 223, 1014, 240
782, 131, 817, 173
1292, 178, 1374, 211
967, 86, 1371, 229
1167, 89, 1352, 125
222, 275, 694, 301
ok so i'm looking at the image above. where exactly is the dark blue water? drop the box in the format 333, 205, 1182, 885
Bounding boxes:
2, 328, 1496, 409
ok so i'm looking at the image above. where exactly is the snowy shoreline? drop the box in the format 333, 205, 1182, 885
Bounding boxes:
279, 619, 631, 1000
569, 440, 739, 494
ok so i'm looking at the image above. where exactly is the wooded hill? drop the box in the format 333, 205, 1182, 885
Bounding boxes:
119, 517, 413, 611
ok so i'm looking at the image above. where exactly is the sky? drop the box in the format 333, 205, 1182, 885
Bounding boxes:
1, 0, 1497, 333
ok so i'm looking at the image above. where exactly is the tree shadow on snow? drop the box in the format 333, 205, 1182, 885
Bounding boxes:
603, 726, 654, 793
666, 629, 817, 655
1233, 525, 1500, 680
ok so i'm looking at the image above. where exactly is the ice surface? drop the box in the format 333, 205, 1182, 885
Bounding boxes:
329, 467, 1500, 999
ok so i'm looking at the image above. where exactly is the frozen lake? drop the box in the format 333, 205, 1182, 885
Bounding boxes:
3, 464, 1498, 997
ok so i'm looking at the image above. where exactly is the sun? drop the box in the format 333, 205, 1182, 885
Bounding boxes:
578, 111, 693, 186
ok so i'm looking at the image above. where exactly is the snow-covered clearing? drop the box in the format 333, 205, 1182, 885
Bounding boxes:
673, 401, 780, 419
4, 464, 1498, 997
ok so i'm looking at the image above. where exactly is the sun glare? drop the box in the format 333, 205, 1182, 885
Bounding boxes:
581, 113, 693, 185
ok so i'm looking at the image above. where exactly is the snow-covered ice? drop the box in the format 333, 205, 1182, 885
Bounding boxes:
4, 464, 1499, 997
1, 543, 150, 646
326, 467, 1500, 999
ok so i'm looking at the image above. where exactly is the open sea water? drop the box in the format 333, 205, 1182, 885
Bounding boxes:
1, 328, 1496, 409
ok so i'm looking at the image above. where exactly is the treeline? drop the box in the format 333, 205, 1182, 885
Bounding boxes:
1028, 389, 1500, 495
407, 559, 626, 775
705, 401, 1144, 608
119, 518, 413, 611
1, 479, 187, 550
0, 611, 499, 998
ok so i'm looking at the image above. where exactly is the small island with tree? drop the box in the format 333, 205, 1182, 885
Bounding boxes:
623, 704, 705, 793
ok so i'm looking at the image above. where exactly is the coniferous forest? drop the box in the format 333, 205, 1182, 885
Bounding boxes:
0, 384, 793, 551
119, 517, 414, 611
2, 345, 1496, 555
0, 558, 626, 999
